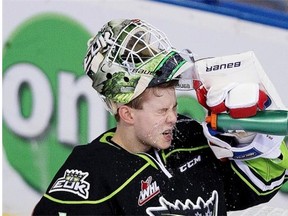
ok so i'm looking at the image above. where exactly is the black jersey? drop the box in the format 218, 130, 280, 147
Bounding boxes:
33, 115, 287, 215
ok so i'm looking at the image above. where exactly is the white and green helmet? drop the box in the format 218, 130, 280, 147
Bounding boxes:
83, 19, 194, 113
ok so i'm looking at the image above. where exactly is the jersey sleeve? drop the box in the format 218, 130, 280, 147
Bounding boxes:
223, 139, 288, 211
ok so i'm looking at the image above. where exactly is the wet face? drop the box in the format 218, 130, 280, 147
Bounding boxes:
132, 87, 178, 150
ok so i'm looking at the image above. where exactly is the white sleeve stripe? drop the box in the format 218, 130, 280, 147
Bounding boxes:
234, 160, 285, 192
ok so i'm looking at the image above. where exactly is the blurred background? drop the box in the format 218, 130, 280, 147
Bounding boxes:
2, 0, 288, 215
236, 0, 288, 12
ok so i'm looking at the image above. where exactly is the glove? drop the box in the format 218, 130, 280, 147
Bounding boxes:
193, 51, 278, 118
202, 122, 284, 160
194, 81, 270, 118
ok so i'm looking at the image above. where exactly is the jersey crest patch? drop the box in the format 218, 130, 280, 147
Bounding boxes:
49, 169, 90, 199
146, 190, 219, 215
138, 176, 160, 206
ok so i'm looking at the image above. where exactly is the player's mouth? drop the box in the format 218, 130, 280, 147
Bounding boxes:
162, 129, 173, 141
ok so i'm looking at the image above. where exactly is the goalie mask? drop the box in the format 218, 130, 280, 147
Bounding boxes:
83, 19, 195, 114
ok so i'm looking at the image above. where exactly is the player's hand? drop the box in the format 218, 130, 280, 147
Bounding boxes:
194, 81, 271, 118
202, 122, 284, 160
192, 51, 278, 118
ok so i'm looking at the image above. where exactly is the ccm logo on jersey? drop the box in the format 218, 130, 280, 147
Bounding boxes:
138, 176, 160, 206
49, 169, 90, 199
179, 155, 201, 173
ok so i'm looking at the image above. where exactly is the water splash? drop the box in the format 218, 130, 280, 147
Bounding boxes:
142, 115, 202, 148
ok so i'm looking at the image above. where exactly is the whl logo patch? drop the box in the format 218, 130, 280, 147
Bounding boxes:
49, 169, 90, 199
138, 176, 160, 206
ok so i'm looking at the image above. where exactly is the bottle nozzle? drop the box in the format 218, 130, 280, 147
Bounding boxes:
205, 113, 217, 130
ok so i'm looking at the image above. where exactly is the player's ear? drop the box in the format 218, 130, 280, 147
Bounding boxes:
118, 105, 134, 124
